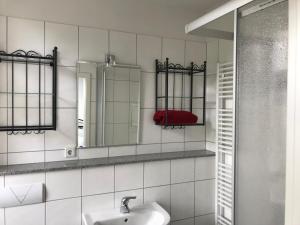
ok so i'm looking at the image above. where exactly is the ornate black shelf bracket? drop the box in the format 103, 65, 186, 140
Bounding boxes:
155, 58, 207, 128
0, 47, 58, 134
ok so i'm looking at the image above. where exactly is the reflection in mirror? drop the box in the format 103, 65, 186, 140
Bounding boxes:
77, 62, 141, 148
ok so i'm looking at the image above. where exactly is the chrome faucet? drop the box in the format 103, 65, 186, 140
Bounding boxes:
120, 196, 136, 213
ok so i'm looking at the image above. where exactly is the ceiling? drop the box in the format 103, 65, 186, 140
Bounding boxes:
148, 0, 231, 14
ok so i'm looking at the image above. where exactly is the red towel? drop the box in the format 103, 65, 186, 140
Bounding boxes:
153, 110, 198, 125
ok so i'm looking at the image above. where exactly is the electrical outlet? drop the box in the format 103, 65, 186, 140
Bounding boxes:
64, 145, 76, 158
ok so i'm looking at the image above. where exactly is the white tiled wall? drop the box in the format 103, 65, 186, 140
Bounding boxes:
0, 156, 215, 225
0, 15, 209, 165
0, 11, 224, 225
205, 39, 233, 152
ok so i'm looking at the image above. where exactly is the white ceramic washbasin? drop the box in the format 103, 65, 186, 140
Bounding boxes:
82, 202, 170, 225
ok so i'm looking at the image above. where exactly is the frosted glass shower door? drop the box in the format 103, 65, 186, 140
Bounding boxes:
235, 1, 288, 225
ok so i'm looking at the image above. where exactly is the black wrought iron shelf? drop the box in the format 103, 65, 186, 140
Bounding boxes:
0, 47, 57, 135
155, 58, 206, 128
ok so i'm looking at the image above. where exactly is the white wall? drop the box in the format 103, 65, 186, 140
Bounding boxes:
0, 0, 207, 41
205, 38, 233, 151
0, 3, 220, 225
0, 15, 209, 164
0, 157, 215, 225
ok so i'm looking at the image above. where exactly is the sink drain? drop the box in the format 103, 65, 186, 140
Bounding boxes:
124, 218, 128, 223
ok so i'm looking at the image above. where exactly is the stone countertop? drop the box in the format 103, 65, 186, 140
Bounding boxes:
0, 150, 215, 176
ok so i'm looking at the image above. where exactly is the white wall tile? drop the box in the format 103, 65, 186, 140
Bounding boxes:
0, 176, 3, 225
8, 17, 44, 54
8, 133, 44, 152
5, 203, 45, 225
206, 75, 217, 108
193, 75, 204, 98
115, 163, 143, 191
0, 209, 3, 225
0, 133, 7, 154
144, 185, 171, 213
137, 144, 161, 155
130, 68, 140, 81
115, 189, 143, 208
137, 35, 161, 72
185, 41, 206, 66
79, 27, 108, 62
109, 145, 136, 157
206, 40, 218, 75
0, 16, 6, 51
141, 72, 155, 108
110, 31, 136, 65
171, 182, 194, 220
185, 142, 205, 151
79, 147, 108, 159
206, 109, 216, 142
46, 169, 81, 200
171, 158, 195, 183
45, 149, 77, 162
114, 81, 129, 102
113, 102, 129, 123
205, 142, 216, 152
7, 151, 44, 164
195, 180, 215, 216
195, 214, 215, 225
45, 109, 76, 150
0, 109, 6, 128
162, 142, 184, 153
0, 93, 7, 108
162, 129, 184, 143
195, 157, 215, 180
144, 160, 170, 187
172, 218, 194, 225
0, 154, 7, 166
6, 63, 45, 95
0, 63, 7, 94
114, 67, 130, 81
113, 124, 129, 145
185, 126, 205, 142
46, 197, 81, 225
82, 193, 114, 213
46, 66, 76, 108
130, 81, 139, 101
5, 172, 45, 186
218, 39, 233, 63
140, 109, 161, 144
82, 166, 114, 195
45, 22, 78, 66
162, 38, 185, 65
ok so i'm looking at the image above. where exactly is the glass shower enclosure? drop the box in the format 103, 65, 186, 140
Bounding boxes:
234, 0, 288, 224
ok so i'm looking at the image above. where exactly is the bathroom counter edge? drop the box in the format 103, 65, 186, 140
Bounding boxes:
0, 150, 215, 176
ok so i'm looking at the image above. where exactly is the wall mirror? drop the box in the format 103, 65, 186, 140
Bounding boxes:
77, 61, 141, 148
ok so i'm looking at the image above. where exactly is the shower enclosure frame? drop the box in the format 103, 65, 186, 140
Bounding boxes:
186, 0, 300, 224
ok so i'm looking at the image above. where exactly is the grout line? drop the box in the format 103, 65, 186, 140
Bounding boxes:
43, 20, 46, 164
113, 164, 115, 208
1, 14, 206, 45
80, 168, 83, 225
194, 158, 196, 225
142, 162, 144, 203
108, 30, 111, 53
205, 41, 208, 152
169, 158, 172, 219
44, 171, 46, 225
5, 16, 8, 167
4, 142, 207, 155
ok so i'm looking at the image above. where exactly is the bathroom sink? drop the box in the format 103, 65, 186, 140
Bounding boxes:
82, 202, 170, 225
